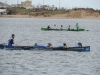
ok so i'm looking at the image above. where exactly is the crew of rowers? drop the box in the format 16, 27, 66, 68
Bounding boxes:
33, 42, 82, 48
47, 24, 63, 29
8, 33, 82, 48
47, 23, 79, 30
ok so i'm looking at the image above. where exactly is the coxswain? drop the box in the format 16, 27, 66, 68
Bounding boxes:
76, 23, 79, 30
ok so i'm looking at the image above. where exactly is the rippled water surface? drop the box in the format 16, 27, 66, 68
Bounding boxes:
0, 18, 100, 75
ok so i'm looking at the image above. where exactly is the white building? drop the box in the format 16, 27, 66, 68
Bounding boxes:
26, 5, 34, 9
0, 9, 8, 15
40, 5, 56, 10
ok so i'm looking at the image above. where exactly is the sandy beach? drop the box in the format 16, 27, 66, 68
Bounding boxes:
0, 14, 100, 19
0, 9, 100, 19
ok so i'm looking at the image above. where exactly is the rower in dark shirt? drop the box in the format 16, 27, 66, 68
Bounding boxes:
47, 25, 50, 29
8, 34, 15, 46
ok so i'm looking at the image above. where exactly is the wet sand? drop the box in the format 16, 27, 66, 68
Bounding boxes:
0, 14, 100, 19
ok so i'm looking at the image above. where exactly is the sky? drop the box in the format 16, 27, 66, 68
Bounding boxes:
0, 0, 100, 9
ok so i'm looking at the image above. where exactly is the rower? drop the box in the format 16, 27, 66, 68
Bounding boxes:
54, 24, 57, 29
47, 43, 52, 48
34, 43, 38, 47
61, 25, 63, 30
63, 43, 67, 48
78, 42, 82, 47
8, 34, 15, 46
47, 25, 50, 29
68, 25, 70, 30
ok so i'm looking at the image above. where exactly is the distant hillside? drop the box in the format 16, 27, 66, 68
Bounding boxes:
0, 7, 100, 18
65, 8, 100, 18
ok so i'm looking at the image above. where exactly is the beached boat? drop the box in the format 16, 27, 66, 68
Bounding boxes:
41, 28, 85, 31
0, 44, 90, 52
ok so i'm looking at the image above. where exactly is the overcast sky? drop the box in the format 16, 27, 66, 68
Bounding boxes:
0, 0, 100, 9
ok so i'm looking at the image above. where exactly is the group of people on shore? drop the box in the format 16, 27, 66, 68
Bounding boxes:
47, 23, 79, 30
7, 34, 82, 48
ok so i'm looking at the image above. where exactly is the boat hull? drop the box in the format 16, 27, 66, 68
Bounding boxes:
41, 28, 85, 31
0, 44, 90, 52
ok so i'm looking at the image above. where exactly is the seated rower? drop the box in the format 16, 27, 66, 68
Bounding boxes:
54, 24, 57, 29
77, 42, 82, 47
47, 25, 50, 29
60, 25, 63, 30
34, 43, 38, 47
47, 43, 52, 48
68, 25, 70, 30
63, 43, 67, 48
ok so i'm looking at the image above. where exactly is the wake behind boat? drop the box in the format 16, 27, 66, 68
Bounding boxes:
0, 44, 90, 52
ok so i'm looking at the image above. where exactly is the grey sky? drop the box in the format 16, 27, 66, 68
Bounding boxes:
0, 0, 100, 9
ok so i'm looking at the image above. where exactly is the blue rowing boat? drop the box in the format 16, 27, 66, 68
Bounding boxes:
0, 44, 90, 52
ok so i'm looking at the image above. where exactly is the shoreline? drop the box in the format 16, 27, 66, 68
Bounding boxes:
0, 15, 100, 19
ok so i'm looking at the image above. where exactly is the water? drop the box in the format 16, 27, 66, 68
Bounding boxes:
0, 18, 100, 75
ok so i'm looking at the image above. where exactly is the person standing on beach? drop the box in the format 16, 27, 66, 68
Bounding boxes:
8, 34, 15, 46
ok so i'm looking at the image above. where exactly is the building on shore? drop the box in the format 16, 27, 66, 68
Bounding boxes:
40, 5, 56, 10
10, 4, 17, 7
0, 9, 9, 15
17, 4, 22, 7
21, 0, 33, 9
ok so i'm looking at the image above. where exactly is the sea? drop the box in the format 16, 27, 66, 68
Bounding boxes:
0, 18, 100, 75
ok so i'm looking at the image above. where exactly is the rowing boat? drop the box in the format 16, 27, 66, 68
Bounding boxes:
0, 44, 90, 52
41, 28, 85, 31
